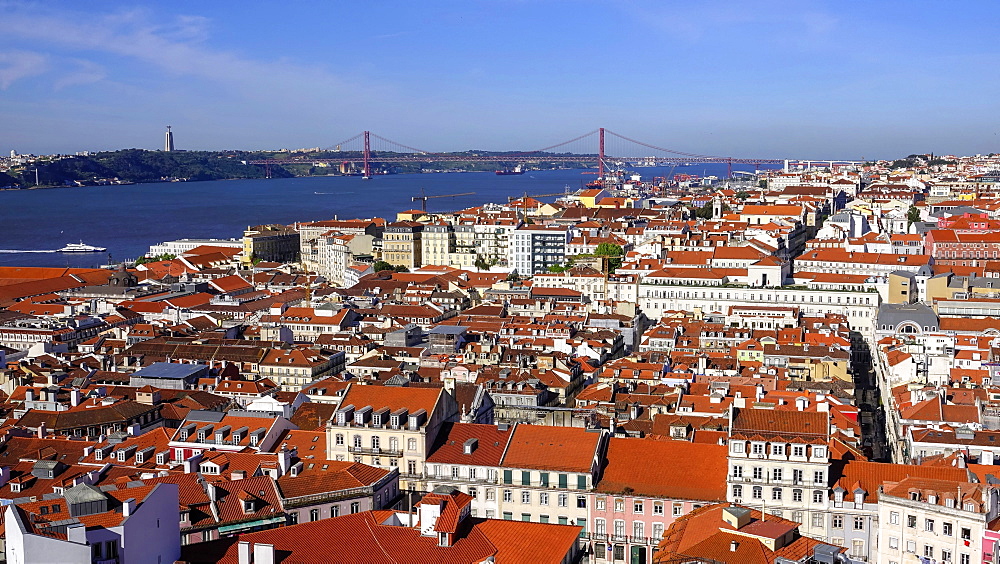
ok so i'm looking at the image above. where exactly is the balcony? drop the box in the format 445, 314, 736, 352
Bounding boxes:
348, 446, 403, 457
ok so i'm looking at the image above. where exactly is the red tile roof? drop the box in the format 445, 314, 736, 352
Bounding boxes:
596, 438, 727, 501
501, 424, 602, 473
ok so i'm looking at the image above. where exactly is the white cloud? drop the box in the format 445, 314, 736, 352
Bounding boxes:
0, 6, 363, 104
0, 50, 48, 89
53, 59, 107, 90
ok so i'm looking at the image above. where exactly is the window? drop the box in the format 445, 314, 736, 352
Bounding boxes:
772, 468, 783, 481
961, 554, 970, 564
595, 496, 604, 510
310, 509, 320, 521
907, 514, 917, 528
539, 514, 549, 523
813, 470, 825, 484
924, 518, 934, 532
792, 489, 802, 502
751, 443, 764, 454
614, 519, 626, 538
943, 521, 953, 536
353, 435, 362, 448
752, 486, 763, 500
503, 512, 512, 520
633, 500, 643, 513
522, 471, 531, 486
854, 516, 864, 531
596, 518, 606, 535
832, 514, 843, 528
407, 438, 417, 451
753, 467, 764, 480
792, 445, 805, 457
503, 470, 512, 484
577, 475, 587, 489
924, 545, 934, 559
811, 513, 825, 528
772, 488, 782, 501
961, 527, 971, 540
331, 506, 340, 517
653, 501, 663, 515
614, 498, 625, 512
335, 433, 344, 446
521, 491, 531, 504
813, 490, 824, 503
452, 466, 460, 479
633, 521, 645, 541
469, 488, 477, 499
371, 436, 380, 450
732, 465, 743, 478
888, 536, 899, 550
652, 522, 664, 540
558, 474, 568, 488
540, 472, 549, 487
521, 513, 531, 522
558, 494, 567, 507
942, 549, 952, 562
852, 540, 865, 559
772, 443, 785, 456
486, 489, 496, 501
503, 490, 512, 502
578, 496, 587, 509
350, 502, 359, 514
889, 511, 899, 525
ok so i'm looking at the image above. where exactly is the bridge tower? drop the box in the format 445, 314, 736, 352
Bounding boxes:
363, 131, 372, 179
598, 127, 605, 181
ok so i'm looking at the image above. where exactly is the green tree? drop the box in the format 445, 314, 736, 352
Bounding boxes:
735, 191, 750, 200
906, 205, 920, 227
595, 242, 624, 273
474, 255, 491, 271
373, 261, 408, 273
134, 253, 176, 265
506, 270, 521, 282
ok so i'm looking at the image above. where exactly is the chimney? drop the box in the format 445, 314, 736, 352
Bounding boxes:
730, 541, 740, 552
238, 541, 252, 564
36, 421, 46, 439
278, 446, 293, 475
70, 389, 82, 407
253, 543, 275, 564
122, 498, 137, 517
24, 389, 34, 402
127, 423, 140, 436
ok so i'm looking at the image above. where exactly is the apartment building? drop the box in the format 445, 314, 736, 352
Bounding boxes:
508, 225, 570, 275
726, 408, 832, 539
326, 384, 459, 492
876, 477, 999, 564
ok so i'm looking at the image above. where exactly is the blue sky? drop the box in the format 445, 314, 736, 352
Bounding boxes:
1, 1, 999, 159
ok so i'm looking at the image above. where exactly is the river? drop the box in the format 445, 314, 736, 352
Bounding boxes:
0, 164, 768, 267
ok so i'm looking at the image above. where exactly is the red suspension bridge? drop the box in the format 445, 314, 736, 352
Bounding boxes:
246, 128, 845, 179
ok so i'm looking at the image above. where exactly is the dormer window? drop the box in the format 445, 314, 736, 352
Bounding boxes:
438, 532, 449, 547
243, 499, 255, 513
10, 483, 20, 493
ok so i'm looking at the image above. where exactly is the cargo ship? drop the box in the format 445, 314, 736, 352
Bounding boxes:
495, 165, 524, 176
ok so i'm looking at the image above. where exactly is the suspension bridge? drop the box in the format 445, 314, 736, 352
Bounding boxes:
246, 128, 861, 179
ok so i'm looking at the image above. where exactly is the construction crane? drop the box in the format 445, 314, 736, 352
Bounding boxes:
411, 188, 476, 212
